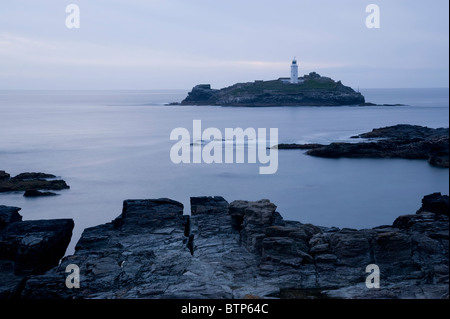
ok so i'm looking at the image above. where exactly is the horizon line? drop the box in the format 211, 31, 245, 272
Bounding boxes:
0, 87, 449, 91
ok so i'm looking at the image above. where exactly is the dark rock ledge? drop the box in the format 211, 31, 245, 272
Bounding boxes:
275, 124, 449, 168
0, 192, 446, 299
0, 205, 74, 298
0, 170, 69, 195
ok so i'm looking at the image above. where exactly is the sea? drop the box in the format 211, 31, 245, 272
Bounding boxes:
0, 88, 448, 254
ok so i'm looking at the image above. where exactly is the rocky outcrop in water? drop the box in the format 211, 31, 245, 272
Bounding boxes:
0, 171, 11, 181
15, 193, 449, 299
276, 125, 449, 168
0, 170, 69, 194
417, 192, 449, 215
180, 73, 365, 106
23, 190, 58, 197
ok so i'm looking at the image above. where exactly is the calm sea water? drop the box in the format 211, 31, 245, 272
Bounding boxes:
0, 88, 448, 254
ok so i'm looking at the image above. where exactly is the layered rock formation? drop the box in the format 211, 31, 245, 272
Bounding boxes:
16, 193, 449, 299
276, 125, 449, 168
180, 73, 365, 106
0, 205, 74, 298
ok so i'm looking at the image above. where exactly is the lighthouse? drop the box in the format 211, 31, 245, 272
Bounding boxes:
290, 58, 298, 84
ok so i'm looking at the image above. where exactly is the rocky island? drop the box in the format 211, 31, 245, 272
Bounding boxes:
0, 171, 69, 196
276, 124, 449, 168
1, 192, 448, 299
180, 72, 365, 106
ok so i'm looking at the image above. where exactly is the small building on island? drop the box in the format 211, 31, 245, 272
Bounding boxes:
290, 58, 298, 83
280, 58, 304, 84
180, 58, 366, 106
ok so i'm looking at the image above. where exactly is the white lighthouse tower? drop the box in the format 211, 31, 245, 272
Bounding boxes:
290, 58, 298, 84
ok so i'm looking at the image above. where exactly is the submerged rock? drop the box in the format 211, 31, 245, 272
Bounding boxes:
23, 190, 58, 197
18, 193, 449, 299
274, 143, 324, 150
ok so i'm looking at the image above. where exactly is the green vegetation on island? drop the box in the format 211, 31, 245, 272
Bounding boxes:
180, 72, 365, 106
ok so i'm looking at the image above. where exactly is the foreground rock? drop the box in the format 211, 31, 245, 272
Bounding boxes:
276, 125, 449, 168
0, 206, 22, 231
180, 72, 365, 106
0, 206, 73, 298
20, 193, 448, 299
417, 192, 449, 215
0, 170, 70, 194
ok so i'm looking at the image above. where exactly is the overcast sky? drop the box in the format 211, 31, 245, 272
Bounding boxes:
0, 0, 448, 89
